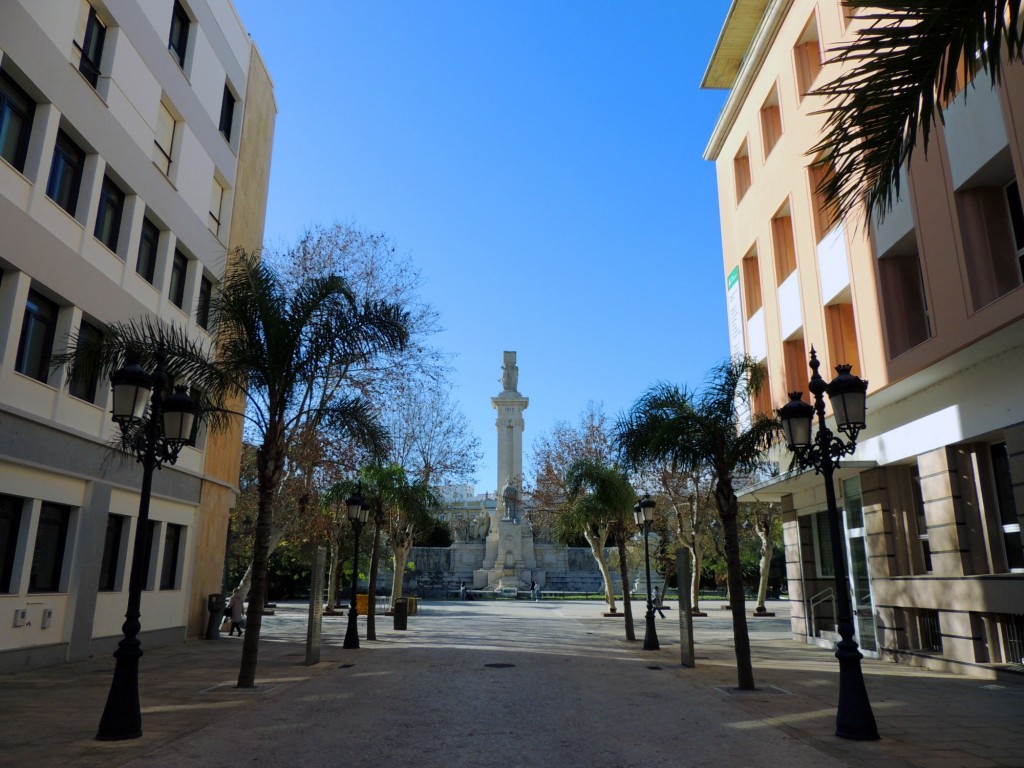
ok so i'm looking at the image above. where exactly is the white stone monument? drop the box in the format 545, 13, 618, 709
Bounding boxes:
473, 352, 541, 591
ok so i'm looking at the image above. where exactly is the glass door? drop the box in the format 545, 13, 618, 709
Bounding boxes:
842, 477, 878, 654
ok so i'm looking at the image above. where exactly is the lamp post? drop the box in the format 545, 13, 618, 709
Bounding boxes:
343, 482, 368, 650
778, 348, 879, 741
96, 347, 198, 741
633, 494, 659, 651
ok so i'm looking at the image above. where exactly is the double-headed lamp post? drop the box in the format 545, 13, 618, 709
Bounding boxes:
778, 347, 879, 741
633, 494, 659, 651
343, 483, 368, 650
97, 347, 198, 742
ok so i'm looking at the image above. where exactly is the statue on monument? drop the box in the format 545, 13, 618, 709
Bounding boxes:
501, 476, 519, 523
501, 351, 518, 392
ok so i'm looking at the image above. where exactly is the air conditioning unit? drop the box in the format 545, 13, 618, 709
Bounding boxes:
12, 608, 27, 627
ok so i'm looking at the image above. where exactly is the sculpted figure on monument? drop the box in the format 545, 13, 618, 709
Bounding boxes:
501, 476, 519, 522
501, 351, 518, 392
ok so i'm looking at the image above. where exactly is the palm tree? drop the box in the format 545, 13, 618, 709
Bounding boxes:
59, 250, 409, 688
814, 1, 1024, 224
617, 357, 778, 690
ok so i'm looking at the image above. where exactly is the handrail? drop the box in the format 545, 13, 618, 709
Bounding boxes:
807, 586, 836, 638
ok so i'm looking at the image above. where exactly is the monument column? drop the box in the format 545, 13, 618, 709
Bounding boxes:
492, 351, 528, 494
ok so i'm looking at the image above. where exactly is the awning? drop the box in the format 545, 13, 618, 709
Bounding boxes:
736, 460, 877, 503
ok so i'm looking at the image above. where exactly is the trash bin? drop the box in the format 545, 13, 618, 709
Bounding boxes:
393, 597, 408, 630
205, 593, 226, 640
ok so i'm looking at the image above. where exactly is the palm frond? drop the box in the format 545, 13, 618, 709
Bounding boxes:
813, 1, 1024, 224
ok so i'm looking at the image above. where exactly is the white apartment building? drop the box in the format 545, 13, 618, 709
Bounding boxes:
0, 0, 275, 669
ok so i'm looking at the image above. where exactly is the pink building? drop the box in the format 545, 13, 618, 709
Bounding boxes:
704, 0, 1024, 677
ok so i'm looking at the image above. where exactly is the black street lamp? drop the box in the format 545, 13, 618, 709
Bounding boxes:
633, 494, 659, 651
778, 347, 878, 741
96, 347, 198, 741
343, 482, 368, 650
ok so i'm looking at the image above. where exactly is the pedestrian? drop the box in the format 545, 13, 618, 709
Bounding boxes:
531, 580, 541, 601
460, 582, 467, 601
226, 587, 246, 636
652, 586, 666, 619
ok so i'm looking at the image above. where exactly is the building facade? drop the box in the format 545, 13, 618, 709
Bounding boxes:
0, 0, 274, 669
704, 0, 1024, 676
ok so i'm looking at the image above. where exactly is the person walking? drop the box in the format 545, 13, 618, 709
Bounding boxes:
226, 587, 246, 636
531, 581, 541, 601
460, 582, 467, 601
652, 586, 666, 619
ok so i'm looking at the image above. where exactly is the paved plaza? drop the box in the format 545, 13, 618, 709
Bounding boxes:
1, 599, 1022, 768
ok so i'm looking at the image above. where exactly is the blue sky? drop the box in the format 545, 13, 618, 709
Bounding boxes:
235, 1, 732, 492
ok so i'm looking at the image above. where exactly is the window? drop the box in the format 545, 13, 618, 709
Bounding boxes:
28, 503, 70, 593
16, 289, 59, 382
153, 101, 176, 176
69, 320, 103, 403
209, 178, 224, 235
78, 5, 106, 88
809, 160, 838, 242
169, 249, 188, 309
910, 466, 933, 573
168, 1, 190, 68
734, 140, 751, 203
760, 86, 782, 158
98, 514, 125, 591
0, 70, 35, 172
794, 13, 822, 99
742, 246, 762, 319
160, 523, 184, 590
783, 338, 808, 399
825, 303, 861, 375
990, 443, 1024, 572
813, 510, 835, 578
956, 169, 1023, 309
46, 130, 85, 215
879, 239, 931, 357
916, 609, 943, 652
0, 495, 23, 594
94, 176, 124, 252
197, 275, 212, 330
1005, 179, 1024, 279
771, 206, 797, 284
141, 520, 157, 590
137, 217, 159, 284
218, 84, 235, 141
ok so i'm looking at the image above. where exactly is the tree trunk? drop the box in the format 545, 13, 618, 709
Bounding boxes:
756, 525, 773, 611
366, 516, 382, 640
691, 547, 703, 613
238, 439, 284, 688
615, 525, 635, 641
390, 538, 413, 606
583, 526, 615, 613
716, 477, 755, 690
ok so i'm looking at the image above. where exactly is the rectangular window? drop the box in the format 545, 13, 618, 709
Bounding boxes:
742, 247, 762, 319
825, 303, 861, 376
16, 289, 59, 383
794, 14, 822, 99
771, 209, 797, 284
218, 84, 235, 141
910, 466, 933, 573
760, 86, 782, 158
0, 495, 23, 594
46, 130, 85, 215
990, 443, 1024, 572
956, 173, 1023, 309
168, 1, 190, 68
1005, 179, 1024, 280
917, 609, 943, 652
208, 179, 224, 235
94, 176, 124, 252
137, 217, 159, 284
141, 519, 157, 590
197, 275, 212, 330
813, 510, 835, 578
733, 141, 751, 203
809, 161, 838, 242
879, 246, 931, 357
160, 523, 183, 590
783, 337, 808, 398
98, 514, 125, 591
153, 101, 176, 176
78, 6, 106, 88
69, 320, 103, 403
28, 503, 70, 593
169, 250, 187, 309
0, 70, 35, 172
